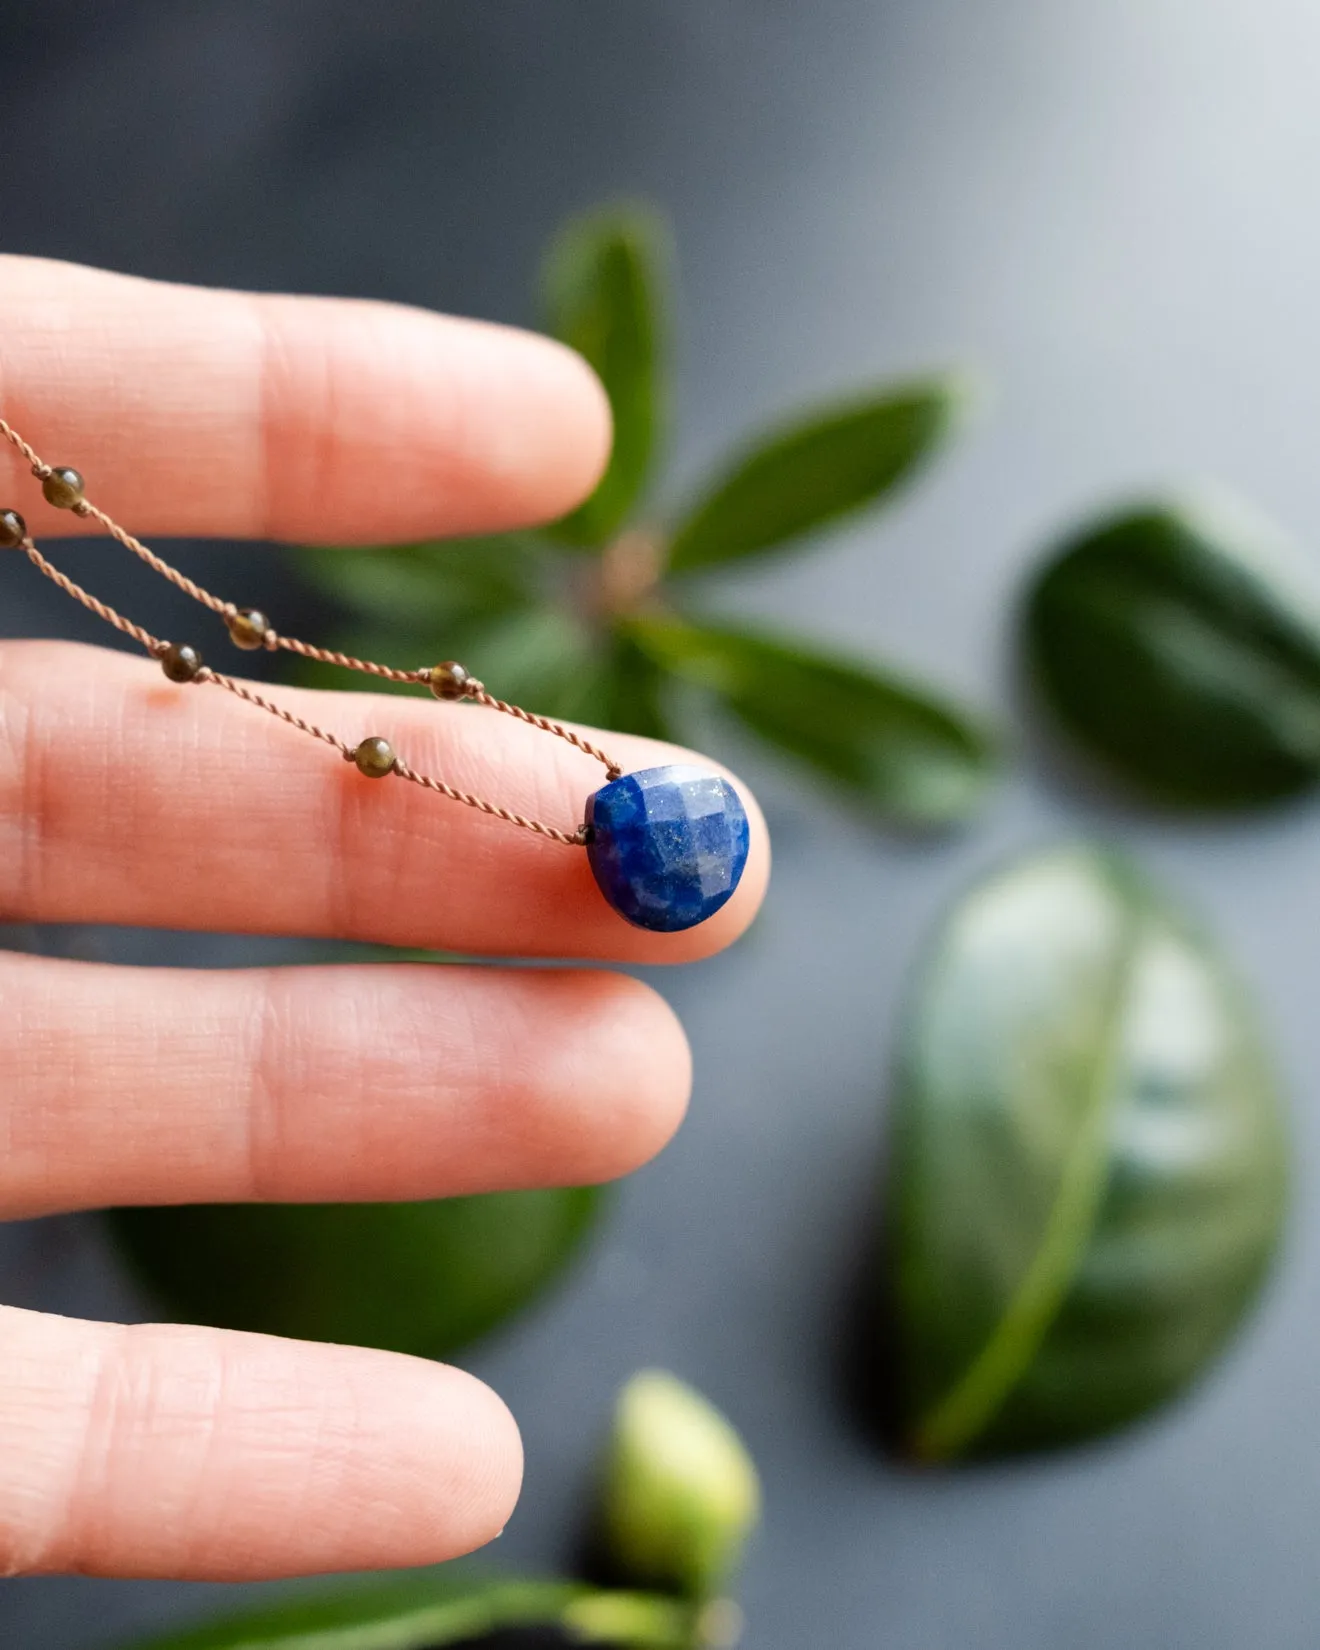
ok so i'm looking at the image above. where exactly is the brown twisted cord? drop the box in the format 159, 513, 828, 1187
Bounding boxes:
77, 499, 233, 616
75, 528, 423, 688
0, 419, 46, 473
21, 536, 355, 759
17, 543, 354, 763
272, 633, 424, 684
0, 418, 620, 781
0, 411, 627, 843
393, 760, 588, 847
473, 688, 622, 779
201, 670, 355, 760
22, 541, 165, 655
17, 529, 594, 840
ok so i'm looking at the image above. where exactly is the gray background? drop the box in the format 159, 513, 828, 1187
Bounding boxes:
1, 1, 1318, 1645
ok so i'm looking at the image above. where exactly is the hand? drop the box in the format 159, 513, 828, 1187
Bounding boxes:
0, 257, 768, 1581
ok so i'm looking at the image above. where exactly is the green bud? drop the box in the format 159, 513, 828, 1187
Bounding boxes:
600, 1370, 761, 1602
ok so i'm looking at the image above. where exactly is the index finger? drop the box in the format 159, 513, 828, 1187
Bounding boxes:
0, 255, 611, 543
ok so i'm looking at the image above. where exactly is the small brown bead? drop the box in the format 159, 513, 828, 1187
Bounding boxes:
41, 467, 85, 510
354, 736, 397, 779
226, 608, 270, 650
428, 660, 472, 701
0, 509, 26, 548
160, 643, 203, 684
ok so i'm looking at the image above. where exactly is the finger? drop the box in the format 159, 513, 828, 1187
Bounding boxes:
0, 953, 690, 1220
0, 1306, 520, 1579
0, 254, 610, 542
0, 641, 770, 963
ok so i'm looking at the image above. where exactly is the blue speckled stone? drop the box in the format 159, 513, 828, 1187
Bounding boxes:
585, 764, 751, 932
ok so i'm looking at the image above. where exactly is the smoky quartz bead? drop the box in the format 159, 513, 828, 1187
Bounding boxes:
41, 467, 85, 510
354, 736, 397, 778
0, 509, 26, 548
226, 608, 270, 650
160, 643, 203, 683
428, 661, 472, 700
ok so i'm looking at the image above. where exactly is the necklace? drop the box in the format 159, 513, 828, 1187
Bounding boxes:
0, 420, 749, 933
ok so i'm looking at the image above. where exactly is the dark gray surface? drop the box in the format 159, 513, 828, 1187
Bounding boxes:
2, 2, 1319, 1644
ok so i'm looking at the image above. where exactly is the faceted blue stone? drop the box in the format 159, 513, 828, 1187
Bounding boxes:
585, 764, 751, 932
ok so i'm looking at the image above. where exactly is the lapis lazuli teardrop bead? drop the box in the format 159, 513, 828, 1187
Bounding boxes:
585, 764, 751, 932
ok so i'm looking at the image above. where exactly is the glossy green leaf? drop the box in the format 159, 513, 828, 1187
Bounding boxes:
1024, 500, 1320, 807
118, 1570, 695, 1649
108, 1186, 602, 1359
666, 377, 963, 572
889, 844, 1288, 1461
541, 206, 666, 548
626, 614, 995, 826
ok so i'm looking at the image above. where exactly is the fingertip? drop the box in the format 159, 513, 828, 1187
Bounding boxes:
252, 295, 609, 542
551, 971, 693, 1180
516, 331, 614, 523
426, 319, 613, 536
422, 1362, 524, 1555
208, 1341, 526, 1574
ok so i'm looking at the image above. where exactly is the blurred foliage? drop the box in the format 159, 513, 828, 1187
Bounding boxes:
542, 205, 664, 549
627, 615, 989, 825
296, 203, 997, 829
886, 844, 1288, 1461
1024, 498, 1320, 808
598, 1371, 761, 1604
101, 207, 1315, 1535
117, 1372, 757, 1650
109, 1185, 601, 1360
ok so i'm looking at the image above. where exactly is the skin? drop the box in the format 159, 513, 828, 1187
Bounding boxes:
0, 257, 769, 1581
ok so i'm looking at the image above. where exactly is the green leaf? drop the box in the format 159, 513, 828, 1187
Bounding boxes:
888, 844, 1288, 1461
626, 614, 995, 827
1024, 499, 1320, 808
117, 1571, 696, 1649
541, 205, 667, 548
600, 1371, 760, 1602
594, 631, 674, 743
299, 536, 545, 631
107, 1187, 603, 1359
666, 377, 964, 572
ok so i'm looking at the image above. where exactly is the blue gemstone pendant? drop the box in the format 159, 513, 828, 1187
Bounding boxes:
585, 764, 751, 932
